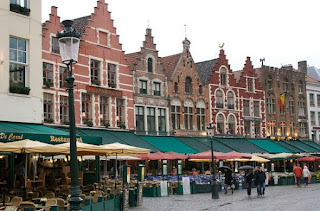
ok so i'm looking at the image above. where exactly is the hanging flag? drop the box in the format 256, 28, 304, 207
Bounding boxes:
278, 93, 285, 109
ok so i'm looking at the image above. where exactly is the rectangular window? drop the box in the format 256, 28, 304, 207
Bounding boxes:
100, 96, 109, 125
247, 78, 253, 91
108, 63, 117, 88
298, 102, 305, 117
90, 60, 100, 85
135, 106, 145, 131
43, 63, 53, 87
44, 93, 54, 122
280, 122, 286, 136
82, 93, 92, 123
244, 121, 251, 137
299, 122, 306, 137
267, 121, 276, 136
318, 95, 320, 107
243, 100, 250, 116
10, 0, 28, 7
254, 101, 260, 117
158, 108, 166, 132
60, 96, 68, 123
266, 98, 275, 114
9, 37, 27, 88
171, 106, 180, 130
289, 122, 295, 137
280, 105, 285, 115
116, 98, 125, 127
220, 73, 226, 85
310, 93, 315, 106
139, 80, 147, 94
267, 79, 272, 90
147, 107, 155, 132
311, 111, 316, 126
51, 36, 59, 54
318, 112, 320, 126
289, 100, 294, 115
184, 107, 193, 130
254, 121, 260, 137
59, 66, 67, 88
153, 82, 161, 96
196, 108, 205, 131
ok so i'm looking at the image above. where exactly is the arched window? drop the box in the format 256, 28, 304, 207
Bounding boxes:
174, 82, 178, 93
227, 92, 234, 109
220, 67, 227, 85
216, 90, 223, 108
199, 85, 203, 95
267, 76, 273, 90
283, 78, 288, 92
185, 77, 192, 93
228, 115, 235, 135
217, 114, 224, 134
147, 58, 153, 73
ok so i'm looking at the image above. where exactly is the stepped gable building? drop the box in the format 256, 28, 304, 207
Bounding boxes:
42, 0, 134, 130
126, 28, 169, 136
161, 38, 209, 136
255, 61, 308, 140
196, 49, 266, 138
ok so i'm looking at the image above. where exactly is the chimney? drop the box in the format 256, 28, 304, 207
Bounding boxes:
298, 61, 307, 74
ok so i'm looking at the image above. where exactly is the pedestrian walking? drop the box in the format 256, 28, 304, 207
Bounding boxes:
244, 170, 254, 196
293, 164, 303, 187
302, 165, 311, 187
224, 169, 234, 194
254, 166, 266, 197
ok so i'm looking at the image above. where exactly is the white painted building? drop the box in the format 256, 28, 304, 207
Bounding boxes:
306, 75, 320, 143
0, 0, 43, 123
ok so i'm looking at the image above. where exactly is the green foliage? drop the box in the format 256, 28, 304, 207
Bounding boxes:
10, 3, 30, 16
9, 86, 31, 95
85, 120, 93, 127
104, 121, 110, 128
45, 118, 54, 123
119, 123, 126, 129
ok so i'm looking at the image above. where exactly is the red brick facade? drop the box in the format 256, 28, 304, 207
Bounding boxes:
196, 49, 266, 138
42, 1, 134, 130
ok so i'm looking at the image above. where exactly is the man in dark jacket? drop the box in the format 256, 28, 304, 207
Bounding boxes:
254, 167, 266, 197
244, 170, 254, 196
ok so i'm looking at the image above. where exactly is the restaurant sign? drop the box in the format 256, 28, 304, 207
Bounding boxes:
86, 85, 122, 98
0, 132, 101, 145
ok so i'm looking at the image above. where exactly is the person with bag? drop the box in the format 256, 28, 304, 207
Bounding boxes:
224, 169, 234, 194
244, 170, 254, 196
254, 166, 266, 197
303, 165, 311, 187
293, 164, 303, 187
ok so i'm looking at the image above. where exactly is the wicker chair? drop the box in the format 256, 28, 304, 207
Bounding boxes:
44, 191, 55, 199
53, 198, 67, 211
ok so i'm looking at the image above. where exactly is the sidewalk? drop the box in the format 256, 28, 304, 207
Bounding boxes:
132, 183, 320, 211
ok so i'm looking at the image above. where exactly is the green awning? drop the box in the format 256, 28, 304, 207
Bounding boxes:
283, 140, 319, 153
140, 136, 198, 153
108, 131, 160, 152
216, 138, 267, 153
271, 140, 303, 153
175, 137, 210, 152
194, 138, 234, 153
248, 139, 290, 153
0, 122, 101, 144
300, 141, 320, 151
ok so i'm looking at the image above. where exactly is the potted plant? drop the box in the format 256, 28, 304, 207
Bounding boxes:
45, 81, 53, 88
119, 123, 126, 129
110, 84, 116, 88
45, 118, 54, 123
9, 85, 31, 95
63, 120, 70, 125
85, 120, 93, 127
92, 80, 101, 86
104, 121, 110, 128
10, 3, 31, 16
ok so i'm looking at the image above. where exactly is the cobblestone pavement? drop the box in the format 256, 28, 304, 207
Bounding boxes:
132, 183, 320, 211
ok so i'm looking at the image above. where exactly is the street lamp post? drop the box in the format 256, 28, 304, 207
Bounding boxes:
57, 20, 82, 211
207, 123, 219, 199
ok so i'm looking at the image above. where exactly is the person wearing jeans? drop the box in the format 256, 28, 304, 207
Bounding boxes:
293, 164, 303, 187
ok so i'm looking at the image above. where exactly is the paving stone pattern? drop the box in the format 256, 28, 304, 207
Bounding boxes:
132, 184, 320, 211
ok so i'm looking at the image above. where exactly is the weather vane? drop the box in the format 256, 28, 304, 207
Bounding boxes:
184, 24, 187, 37
260, 58, 265, 66
147, 20, 150, 28
219, 43, 224, 49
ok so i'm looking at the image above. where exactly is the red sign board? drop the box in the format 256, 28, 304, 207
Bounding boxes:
86, 86, 122, 98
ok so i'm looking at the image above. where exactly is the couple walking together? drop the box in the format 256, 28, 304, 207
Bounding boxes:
244, 166, 266, 197
293, 164, 311, 187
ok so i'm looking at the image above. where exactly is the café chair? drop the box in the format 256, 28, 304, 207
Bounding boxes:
0, 195, 10, 203
36, 187, 47, 197
53, 198, 66, 211
3, 206, 18, 211
44, 192, 55, 199
45, 199, 57, 207
5, 196, 22, 207
19, 202, 42, 211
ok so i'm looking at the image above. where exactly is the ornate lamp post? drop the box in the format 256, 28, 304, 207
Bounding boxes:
57, 20, 82, 211
207, 123, 219, 199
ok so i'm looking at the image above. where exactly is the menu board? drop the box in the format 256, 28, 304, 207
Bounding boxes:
160, 181, 168, 196
182, 177, 190, 195
123, 187, 129, 210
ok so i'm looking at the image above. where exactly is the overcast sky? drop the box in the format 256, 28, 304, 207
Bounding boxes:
42, 0, 319, 71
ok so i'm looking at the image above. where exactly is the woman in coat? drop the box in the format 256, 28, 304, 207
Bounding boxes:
302, 165, 311, 187
244, 170, 254, 196
224, 169, 233, 194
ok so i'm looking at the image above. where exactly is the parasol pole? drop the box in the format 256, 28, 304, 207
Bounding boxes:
284, 159, 286, 172
25, 154, 28, 189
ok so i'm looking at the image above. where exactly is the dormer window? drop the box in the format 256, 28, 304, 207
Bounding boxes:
220, 67, 227, 85
147, 58, 153, 73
